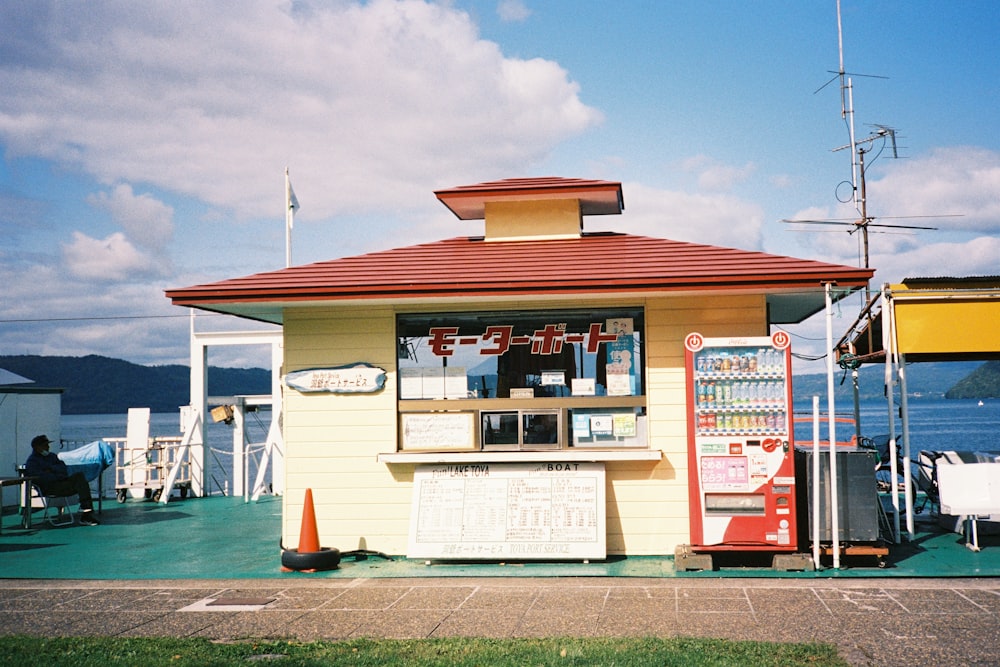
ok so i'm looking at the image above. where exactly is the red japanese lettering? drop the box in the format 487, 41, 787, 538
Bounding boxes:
481, 325, 513, 355
427, 327, 460, 357
586, 323, 620, 353
531, 323, 567, 355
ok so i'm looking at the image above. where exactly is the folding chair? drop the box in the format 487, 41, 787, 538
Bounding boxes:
28, 484, 78, 527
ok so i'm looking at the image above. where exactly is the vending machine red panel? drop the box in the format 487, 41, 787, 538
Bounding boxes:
684, 332, 797, 552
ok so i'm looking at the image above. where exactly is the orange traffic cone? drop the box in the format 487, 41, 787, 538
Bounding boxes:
297, 488, 320, 553
280, 487, 341, 572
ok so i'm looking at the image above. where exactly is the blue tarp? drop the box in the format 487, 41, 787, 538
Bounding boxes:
60, 440, 114, 482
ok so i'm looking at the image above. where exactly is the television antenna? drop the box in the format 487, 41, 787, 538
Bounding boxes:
783, 125, 948, 272
782, 1, 958, 278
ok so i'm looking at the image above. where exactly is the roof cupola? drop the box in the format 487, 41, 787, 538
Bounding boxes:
434, 176, 624, 241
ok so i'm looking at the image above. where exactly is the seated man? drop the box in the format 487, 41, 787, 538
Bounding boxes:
24, 435, 100, 526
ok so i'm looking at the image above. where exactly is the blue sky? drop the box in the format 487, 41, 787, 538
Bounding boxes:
1, 1, 998, 373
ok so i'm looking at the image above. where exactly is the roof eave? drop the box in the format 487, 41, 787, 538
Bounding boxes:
169, 277, 869, 325
435, 180, 624, 220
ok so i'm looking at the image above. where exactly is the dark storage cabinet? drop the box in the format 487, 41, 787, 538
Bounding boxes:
794, 447, 880, 543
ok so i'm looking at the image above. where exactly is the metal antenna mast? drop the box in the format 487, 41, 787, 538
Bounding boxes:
787, 2, 945, 275
836, 0, 860, 212
832, 125, 902, 271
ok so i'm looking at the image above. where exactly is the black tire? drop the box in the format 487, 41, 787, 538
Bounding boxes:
151, 488, 162, 502
179, 486, 188, 499
116, 490, 127, 503
281, 547, 341, 571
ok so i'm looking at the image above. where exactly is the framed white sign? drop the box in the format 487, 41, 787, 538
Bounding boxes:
407, 462, 606, 560
285, 363, 386, 394
400, 412, 477, 452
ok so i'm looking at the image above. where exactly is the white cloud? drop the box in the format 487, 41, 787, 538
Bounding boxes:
593, 182, 764, 249
0, 0, 600, 221
870, 236, 1000, 285
0, 0, 603, 367
497, 0, 532, 23
770, 173, 794, 189
867, 147, 1000, 233
87, 184, 174, 250
62, 231, 162, 281
779, 147, 1000, 282
681, 155, 757, 192
0, 258, 193, 363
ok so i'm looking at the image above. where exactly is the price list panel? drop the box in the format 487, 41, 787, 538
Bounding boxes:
407, 462, 606, 560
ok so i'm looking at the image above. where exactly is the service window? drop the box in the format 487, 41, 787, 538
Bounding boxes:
396, 307, 644, 400
482, 408, 562, 451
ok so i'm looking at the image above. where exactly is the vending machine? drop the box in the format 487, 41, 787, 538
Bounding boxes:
684, 331, 797, 551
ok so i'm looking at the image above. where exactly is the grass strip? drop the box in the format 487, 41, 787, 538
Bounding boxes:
0, 635, 846, 666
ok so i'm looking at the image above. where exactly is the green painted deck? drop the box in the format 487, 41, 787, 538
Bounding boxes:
2, 495, 998, 580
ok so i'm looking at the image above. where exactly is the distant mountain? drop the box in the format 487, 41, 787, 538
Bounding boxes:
791, 360, 984, 404
0, 355, 270, 414
2, 354, 989, 415
945, 361, 1000, 399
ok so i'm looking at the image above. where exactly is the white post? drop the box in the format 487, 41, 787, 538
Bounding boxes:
882, 284, 900, 542
825, 283, 840, 568
160, 411, 200, 505
270, 339, 284, 495
232, 397, 246, 499
188, 313, 207, 497
251, 405, 282, 502
812, 395, 822, 570
886, 290, 915, 538
898, 353, 915, 537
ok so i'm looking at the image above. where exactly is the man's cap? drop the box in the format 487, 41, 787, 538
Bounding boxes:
31, 435, 53, 449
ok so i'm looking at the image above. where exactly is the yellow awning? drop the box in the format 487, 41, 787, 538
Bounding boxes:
890, 278, 1000, 361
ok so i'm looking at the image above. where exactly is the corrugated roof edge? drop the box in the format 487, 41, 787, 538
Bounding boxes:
165, 233, 873, 307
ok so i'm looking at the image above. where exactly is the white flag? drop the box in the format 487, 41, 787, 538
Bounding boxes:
285, 168, 298, 267
285, 170, 299, 231
287, 180, 299, 213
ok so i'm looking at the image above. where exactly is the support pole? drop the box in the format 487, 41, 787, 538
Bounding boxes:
899, 353, 915, 537
882, 284, 901, 542
269, 339, 284, 495
812, 395, 822, 570
188, 312, 207, 497
233, 397, 246, 499
825, 283, 840, 568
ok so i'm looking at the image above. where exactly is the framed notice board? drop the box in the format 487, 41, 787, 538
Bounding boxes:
407, 462, 606, 560
400, 412, 477, 451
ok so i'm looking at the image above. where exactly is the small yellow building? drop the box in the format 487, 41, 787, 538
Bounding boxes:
167, 177, 872, 557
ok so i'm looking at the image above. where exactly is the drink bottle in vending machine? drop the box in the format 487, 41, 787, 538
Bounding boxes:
683, 331, 797, 552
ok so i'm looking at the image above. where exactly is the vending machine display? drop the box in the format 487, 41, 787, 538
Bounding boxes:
684, 331, 797, 551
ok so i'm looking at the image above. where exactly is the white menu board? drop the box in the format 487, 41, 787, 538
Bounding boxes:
400, 412, 476, 451
407, 462, 606, 560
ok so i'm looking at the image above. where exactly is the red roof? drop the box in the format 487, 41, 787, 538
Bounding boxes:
166, 232, 873, 325
435, 177, 624, 220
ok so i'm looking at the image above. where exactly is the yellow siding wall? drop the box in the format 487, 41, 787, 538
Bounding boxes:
637, 294, 767, 554
484, 199, 581, 240
282, 306, 405, 552
281, 294, 767, 556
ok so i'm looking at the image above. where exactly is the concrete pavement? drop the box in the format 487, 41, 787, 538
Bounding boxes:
2, 576, 999, 665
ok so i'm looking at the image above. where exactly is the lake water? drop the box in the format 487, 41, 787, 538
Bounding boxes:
62, 396, 998, 467
792, 397, 1000, 454
60, 410, 273, 497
